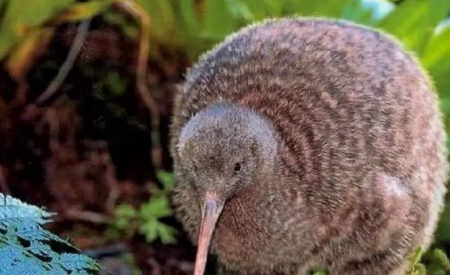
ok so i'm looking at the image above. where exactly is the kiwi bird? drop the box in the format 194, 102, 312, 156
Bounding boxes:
169, 18, 448, 275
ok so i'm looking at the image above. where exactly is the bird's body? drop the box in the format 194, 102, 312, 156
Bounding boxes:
170, 18, 448, 275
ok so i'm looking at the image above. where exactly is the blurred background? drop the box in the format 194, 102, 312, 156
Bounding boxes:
0, 0, 449, 274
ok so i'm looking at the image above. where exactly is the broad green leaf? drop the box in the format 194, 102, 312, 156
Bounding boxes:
284, 0, 354, 18
224, 0, 285, 21
225, 0, 256, 22
434, 249, 450, 272
0, 0, 76, 60
0, 0, 7, 22
178, 0, 202, 36
202, 0, 243, 39
435, 195, 450, 244
422, 25, 450, 96
377, 0, 450, 54
341, 0, 394, 26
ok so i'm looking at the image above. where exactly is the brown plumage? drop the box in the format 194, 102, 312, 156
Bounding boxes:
169, 18, 448, 275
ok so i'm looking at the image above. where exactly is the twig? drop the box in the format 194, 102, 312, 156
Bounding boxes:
147, 258, 162, 275
101, 151, 120, 214
35, 20, 91, 105
60, 209, 110, 224
82, 243, 129, 258
0, 165, 10, 194
115, 0, 160, 147
45, 107, 60, 154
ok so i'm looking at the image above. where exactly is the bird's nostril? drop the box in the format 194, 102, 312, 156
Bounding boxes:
233, 162, 242, 172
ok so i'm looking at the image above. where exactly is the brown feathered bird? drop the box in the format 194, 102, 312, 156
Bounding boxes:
169, 18, 448, 275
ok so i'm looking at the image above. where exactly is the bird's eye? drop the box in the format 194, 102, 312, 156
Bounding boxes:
233, 162, 242, 173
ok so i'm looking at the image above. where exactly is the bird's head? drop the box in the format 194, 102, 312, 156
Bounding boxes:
176, 102, 278, 275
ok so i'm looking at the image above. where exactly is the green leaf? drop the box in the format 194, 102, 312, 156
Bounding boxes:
114, 204, 137, 219
103, 10, 139, 40
422, 25, 450, 94
139, 219, 158, 242
406, 247, 426, 275
178, 0, 202, 34
309, 267, 328, 275
225, 0, 256, 22
53, 0, 115, 23
227, 0, 279, 21
156, 170, 175, 191
202, 0, 243, 39
284, 0, 354, 18
434, 248, 450, 272
105, 70, 127, 96
156, 222, 176, 245
0, 0, 76, 60
139, 219, 176, 244
139, 196, 173, 219
111, 204, 138, 231
340, 0, 394, 26
377, 0, 450, 54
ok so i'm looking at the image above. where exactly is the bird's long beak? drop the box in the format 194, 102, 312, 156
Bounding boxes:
193, 191, 224, 275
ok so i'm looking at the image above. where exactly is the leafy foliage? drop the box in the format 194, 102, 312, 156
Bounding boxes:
308, 247, 450, 275
0, 0, 75, 60
0, 193, 101, 274
110, 170, 177, 244
406, 248, 428, 275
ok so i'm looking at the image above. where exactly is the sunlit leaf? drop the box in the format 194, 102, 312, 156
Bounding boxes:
5, 28, 55, 80
177, 0, 202, 52
284, 0, 354, 18
202, 0, 243, 39
377, 0, 450, 54
434, 249, 450, 272
422, 25, 450, 95
341, 0, 394, 25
